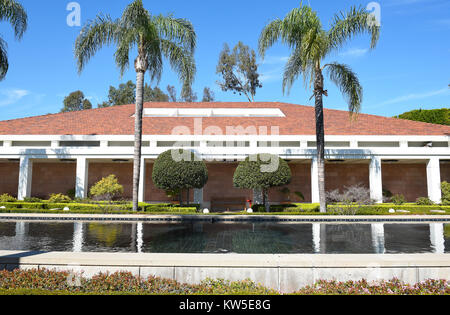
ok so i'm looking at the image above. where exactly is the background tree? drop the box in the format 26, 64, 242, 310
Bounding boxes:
395, 108, 449, 126
259, 4, 380, 212
233, 154, 292, 212
75, 0, 196, 211
167, 85, 177, 102
180, 82, 197, 102
0, 0, 27, 81
152, 150, 208, 206
216, 41, 262, 102
61, 90, 92, 112
202, 87, 215, 102
144, 84, 169, 102
99, 80, 169, 107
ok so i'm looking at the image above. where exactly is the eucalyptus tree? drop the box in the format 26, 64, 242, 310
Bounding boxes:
75, 0, 196, 211
0, 0, 27, 80
259, 4, 380, 212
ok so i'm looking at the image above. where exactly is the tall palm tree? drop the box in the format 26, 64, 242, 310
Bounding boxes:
75, 0, 196, 211
259, 4, 380, 213
0, 0, 27, 80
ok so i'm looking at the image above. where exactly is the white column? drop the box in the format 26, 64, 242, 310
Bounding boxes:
312, 224, 321, 253
75, 157, 89, 199
430, 223, 445, 254
371, 224, 386, 254
369, 157, 383, 204
138, 158, 146, 203
427, 158, 442, 204
194, 188, 204, 207
17, 157, 33, 200
311, 157, 320, 203
72, 222, 84, 253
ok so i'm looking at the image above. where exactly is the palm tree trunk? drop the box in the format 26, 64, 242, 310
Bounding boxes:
314, 67, 327, 213
132, 69, 144, 211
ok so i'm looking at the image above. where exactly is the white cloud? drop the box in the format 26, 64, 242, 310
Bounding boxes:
0, 89, 30, 107
379, 87, 449, 106
339, 48, 369, 58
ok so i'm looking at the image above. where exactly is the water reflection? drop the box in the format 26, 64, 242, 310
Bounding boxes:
0, 221, 448, 254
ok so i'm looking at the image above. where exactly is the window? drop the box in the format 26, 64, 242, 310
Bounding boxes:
143, 108, 286, 118
358, 142, 400, 148
60, 141, 100, 147
12, 141, 51, 147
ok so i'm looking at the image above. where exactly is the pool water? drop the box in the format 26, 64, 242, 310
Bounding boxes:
0, 221, 449, 254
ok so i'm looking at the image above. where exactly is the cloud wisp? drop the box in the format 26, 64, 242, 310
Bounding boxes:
379, 87, 449, 106
0, 89, 30, 107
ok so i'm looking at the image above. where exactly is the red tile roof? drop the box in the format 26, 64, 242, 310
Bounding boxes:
0, 102, 448, 136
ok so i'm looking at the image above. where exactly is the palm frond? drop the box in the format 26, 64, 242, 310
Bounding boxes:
324, 62, 363, 114
160, 39, 196, 88
282, 48, 303, 95
153, 14, 196, 53
258, 19, 282, 59
74, 14, 120, 74
0, 36, 9, 80
0, 0, 27, 40
328, 5, 380, 52
144, 39, 163, 83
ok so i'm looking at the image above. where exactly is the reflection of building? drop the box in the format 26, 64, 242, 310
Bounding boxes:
0, 102, 448, 207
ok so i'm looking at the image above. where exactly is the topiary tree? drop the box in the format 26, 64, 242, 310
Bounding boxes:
90, 175, 124, 202
233, 154, 292, 212
152, 150, 208, 206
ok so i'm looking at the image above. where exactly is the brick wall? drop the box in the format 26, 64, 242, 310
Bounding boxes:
441, 163, 450, 182
88, 163, 133, 199
31, 163, 76, 199
0, 162, 19, 197
382, 163, 427, 202
325, 163, 370, 193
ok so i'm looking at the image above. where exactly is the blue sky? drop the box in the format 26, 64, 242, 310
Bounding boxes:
0, 0, 449, 121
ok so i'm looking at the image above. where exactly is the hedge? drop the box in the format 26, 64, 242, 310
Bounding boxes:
0, 202, 198, 214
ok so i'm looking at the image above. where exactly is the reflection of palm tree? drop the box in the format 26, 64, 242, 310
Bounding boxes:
88, 223, 122, 247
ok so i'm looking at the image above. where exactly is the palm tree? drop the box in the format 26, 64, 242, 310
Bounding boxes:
0, 0, 27, 80
259, 4, 380, 213
75, 0, 196, 211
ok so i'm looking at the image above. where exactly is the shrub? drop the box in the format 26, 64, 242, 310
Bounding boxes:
442, 181, 450, 205
89, 175, 124, 202
67, 188, 76, 200
395, 108, 449, 126
325, 184, 373, 215
0, 194, 17, 203
152, 150, 208, 205
416, 197, 434, 206
48, 194, 72, 203
391, 194, 406, 205
234, 154, 292, 212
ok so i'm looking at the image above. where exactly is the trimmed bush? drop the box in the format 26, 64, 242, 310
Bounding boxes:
391, 194, 406, 205
416, 197, 434, 206
0, 194, 17, 203
23, 197, 43, 203
152, 150, 208, 205
89, 175, 124, 201
48, 194, 72, 203
234, 154, 292, 211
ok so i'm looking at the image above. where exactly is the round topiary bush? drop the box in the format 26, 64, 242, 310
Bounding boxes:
233, 154, 292, 212
152, 150, 208, 205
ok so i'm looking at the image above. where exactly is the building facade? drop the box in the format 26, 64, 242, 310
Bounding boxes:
0, 102, 449, 208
